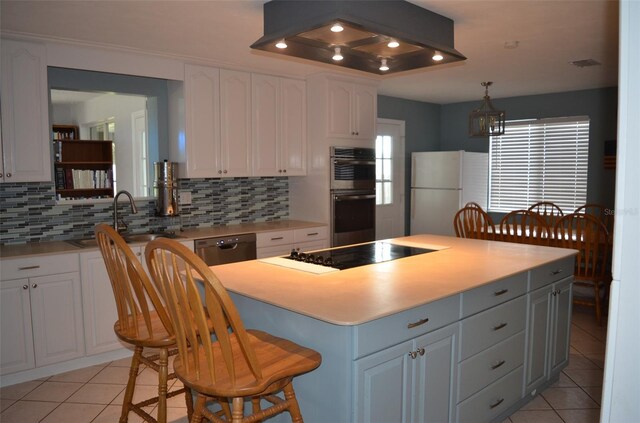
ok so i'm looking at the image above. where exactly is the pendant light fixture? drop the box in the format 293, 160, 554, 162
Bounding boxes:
468, 82, 506, 137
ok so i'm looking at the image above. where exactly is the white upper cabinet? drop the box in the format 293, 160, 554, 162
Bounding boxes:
183, 64, 221, 179
0, 39, 51, 183
220, 69, 252, 177
327, 79, 376, 141
252, 74, 306, 176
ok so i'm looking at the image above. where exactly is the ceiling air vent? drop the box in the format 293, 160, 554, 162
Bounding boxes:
571, 59, 602, 68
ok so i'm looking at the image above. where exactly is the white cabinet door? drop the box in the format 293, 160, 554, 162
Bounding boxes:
326, 79, 353, 138
184, 64, 221, 178
220, 69, 252, 177
80, 250, 124, 355
355, 340, 413, 423
29, 272, 84, 366
0, 39, 51, 183
0, 278, 35, 375
525, 285, 551, 394
252, 74, 280, 176
413, 323, 458, 423
352, 83, 376, 140
280, 78, 306, 175
550, 278, 572, 374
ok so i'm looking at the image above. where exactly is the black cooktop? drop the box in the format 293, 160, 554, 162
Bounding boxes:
285, 241, 436, 270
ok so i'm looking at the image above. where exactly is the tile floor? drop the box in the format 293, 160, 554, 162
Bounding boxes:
0, 307, 606, 423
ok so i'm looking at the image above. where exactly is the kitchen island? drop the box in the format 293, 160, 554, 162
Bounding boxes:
210, 234, 577, 423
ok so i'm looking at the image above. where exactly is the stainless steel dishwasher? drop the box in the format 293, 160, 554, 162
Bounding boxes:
195, 233, 256, 265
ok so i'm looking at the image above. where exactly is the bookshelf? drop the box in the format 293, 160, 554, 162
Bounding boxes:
53, 125, 115, 199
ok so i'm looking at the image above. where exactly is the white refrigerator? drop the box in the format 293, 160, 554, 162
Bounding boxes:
410, 151, 489, 236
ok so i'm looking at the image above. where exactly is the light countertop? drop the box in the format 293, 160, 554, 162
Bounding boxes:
210, 234, 577, 326
0, 220, 325, 259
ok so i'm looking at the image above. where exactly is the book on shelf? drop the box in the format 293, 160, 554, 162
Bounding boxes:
55, 168, 66, 189
64, 169, 73, 189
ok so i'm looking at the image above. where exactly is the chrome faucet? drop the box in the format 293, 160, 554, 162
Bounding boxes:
113, 190, 138, 233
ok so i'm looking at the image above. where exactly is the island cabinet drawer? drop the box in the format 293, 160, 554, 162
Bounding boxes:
353, 294, 460, 359
293, 226, 327, 243
459, 296, 526, 361
529, 256, 575, 291
456, 366, 524, 423
256, 230, 294, 247
1, 253, 80, 280
457, 331, 525, 402
460, 272, 527, 318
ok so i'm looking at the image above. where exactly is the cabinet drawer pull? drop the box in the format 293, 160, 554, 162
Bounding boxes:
491, 359, 506, 370
18, 265, 40, 270
489, 398, 504, 409
408, 350, 418, 359
551, 269, 562, 275
493, 322, 507, 331
407, 318, 429, 329
270, 237, 284, 241
494, 289, 508, 296
307, 232, 319, 236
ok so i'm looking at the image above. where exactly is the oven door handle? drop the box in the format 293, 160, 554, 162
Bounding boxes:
334, 194, 376, 201
333, 159, 376, 166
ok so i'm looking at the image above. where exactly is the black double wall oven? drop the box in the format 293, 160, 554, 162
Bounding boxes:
330, 146, 376, 247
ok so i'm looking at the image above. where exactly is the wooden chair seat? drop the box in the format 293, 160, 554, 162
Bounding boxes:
174, 329, 321, 398
114, 310, 175, 347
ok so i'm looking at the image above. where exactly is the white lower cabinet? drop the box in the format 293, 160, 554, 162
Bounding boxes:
81, 240, 194, 355
355, 323, 458, 422
256, 226, 328, 259
525, 276, 573, 394
0, 254, 84, 375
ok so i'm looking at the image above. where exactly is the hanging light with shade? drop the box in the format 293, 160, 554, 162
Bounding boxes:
468, 82, 506, 137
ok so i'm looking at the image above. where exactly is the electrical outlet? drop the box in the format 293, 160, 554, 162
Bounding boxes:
179, 191, 192, 205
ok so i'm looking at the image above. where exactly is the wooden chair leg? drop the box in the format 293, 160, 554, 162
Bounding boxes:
184, 387, 194, 421
283, 382, 303, 423
120, 346, 143, 423
232, 397, 245, 423
157, 348, 169, 423
251, 397, 262, 423
191, 394, 207, 423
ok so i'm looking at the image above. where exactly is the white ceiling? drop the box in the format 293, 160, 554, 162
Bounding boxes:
0, 0, 619, 104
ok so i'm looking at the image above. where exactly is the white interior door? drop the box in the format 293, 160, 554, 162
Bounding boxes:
376, 119, 405, 240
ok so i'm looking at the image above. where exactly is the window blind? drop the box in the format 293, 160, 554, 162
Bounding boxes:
489, 116, 589, 213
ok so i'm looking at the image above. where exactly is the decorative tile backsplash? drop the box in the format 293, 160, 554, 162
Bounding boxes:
0, 177, 288, 245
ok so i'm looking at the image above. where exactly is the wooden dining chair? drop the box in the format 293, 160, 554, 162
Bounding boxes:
499, 210, 551, 245
145, 238, 322, 423
528, 201, 564, 227
574, 203, 614, 237
554, 213, 611, 324
453, 206, 496, 240
94, 224, 192, 423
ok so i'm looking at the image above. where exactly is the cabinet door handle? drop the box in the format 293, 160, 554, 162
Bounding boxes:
418, 347, 426, 356
223, 170, 228, 174
6, 173, 11, 178
491, 359, 506, 370
408, 350, 418, 359
407, 317, 429, 329
307, 232, 319, 236
494, 289, 508, 296
551, 269, 562, 275
283, 169, 287, 173
18, 265, 40, 270
493, 322, 507, 331
218, 170, 222, 174
0, 173, 3, 178
23, 285, 29, 290
271, 237, 284, 241
489, 398, 504, 409
31, 283, 38, 289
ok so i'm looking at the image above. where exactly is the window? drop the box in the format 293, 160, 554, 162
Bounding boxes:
376, 135, 393, 205
489, 116, 589, 213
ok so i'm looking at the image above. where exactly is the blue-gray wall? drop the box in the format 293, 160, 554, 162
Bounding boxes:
379, 87, 618, 233
378, 95, 440, 234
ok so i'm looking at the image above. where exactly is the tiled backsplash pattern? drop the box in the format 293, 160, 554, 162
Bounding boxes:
0, 177, 288, 245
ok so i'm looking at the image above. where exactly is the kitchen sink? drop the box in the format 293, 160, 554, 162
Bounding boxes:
66, 232, 184, 249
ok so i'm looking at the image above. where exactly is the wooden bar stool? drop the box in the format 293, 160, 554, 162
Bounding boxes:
145, 238, 322, 423
94, 224, 192, 423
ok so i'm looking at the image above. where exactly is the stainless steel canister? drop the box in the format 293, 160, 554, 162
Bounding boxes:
153, 160, 179, 216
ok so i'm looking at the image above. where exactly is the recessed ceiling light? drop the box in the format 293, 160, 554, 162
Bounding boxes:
275, 39, 287, 49
331, 23, 344, 32
387, 40, 400, 48
380, 59, 389, 71
332, 47, 343, 61
432, 52, 444, 61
